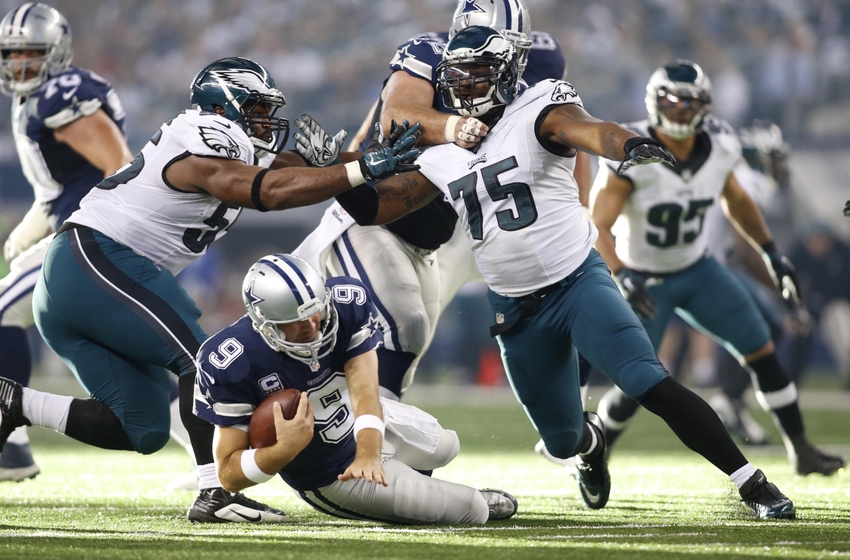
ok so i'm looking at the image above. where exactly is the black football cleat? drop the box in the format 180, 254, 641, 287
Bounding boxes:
739, 469, 796, 520
187, 487, 288, 523
0, 376, 30, 453
480, 488, 518, 520
792, 443, 846, 476
576, 412, 611, 509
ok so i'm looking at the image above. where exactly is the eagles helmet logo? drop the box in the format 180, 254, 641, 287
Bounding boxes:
198, 126, 241, 159
207, 68, 273, 97
551, 82, 578, 102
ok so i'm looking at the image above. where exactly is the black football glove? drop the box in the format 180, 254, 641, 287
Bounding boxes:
761, 243, 801, 307
617, 137, 677, 174
358, 120, 421, 182
614, 268, 656, 320
844, 200, 850, 217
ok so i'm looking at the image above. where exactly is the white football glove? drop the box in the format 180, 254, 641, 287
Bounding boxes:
4, 201, 50, 263
293, 114, 348, 168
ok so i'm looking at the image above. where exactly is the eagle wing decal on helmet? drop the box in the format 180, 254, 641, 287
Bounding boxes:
198, 125, 242, 159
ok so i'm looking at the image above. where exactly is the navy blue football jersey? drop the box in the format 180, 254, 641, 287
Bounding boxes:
194, 277, 383, 491
11, 66, 127, 228
356, 30, 566, 250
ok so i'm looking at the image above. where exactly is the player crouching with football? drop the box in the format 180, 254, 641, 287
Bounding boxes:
194, 253, 516, 524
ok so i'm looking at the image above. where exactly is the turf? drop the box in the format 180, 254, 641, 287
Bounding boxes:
1, 388, 849, 559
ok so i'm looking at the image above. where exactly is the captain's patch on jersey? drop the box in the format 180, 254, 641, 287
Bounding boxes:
198, 126, 242, 159
551, 82, 577, 102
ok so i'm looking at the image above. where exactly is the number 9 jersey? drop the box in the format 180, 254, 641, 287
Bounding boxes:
597, 116, 741, 274
67, 109, 257, 274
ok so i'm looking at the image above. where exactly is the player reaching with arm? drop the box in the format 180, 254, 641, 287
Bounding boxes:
590, 60, 845, 476
0, 3, 133, 482
197, 254, 517, 524
0, 56, 419, 523
337, 26, 797, 520
294, 0, 589, 403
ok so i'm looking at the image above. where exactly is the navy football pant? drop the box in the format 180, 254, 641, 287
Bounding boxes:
34, 227, 206, 454
488, 250, 667, 459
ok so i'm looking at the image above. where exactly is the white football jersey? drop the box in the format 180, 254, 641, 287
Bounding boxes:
416, 80, 596, 297
597, 116, 742, 273
70, 110, 259, 274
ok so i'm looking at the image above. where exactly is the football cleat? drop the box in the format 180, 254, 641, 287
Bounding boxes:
739, 469, 796, 520
187, 488, 288, 523
0, 376, 30, 453
480, 488, 518, 520
0, 441, 39, 482
576, 412, 611, 510
792, 443, 846, 477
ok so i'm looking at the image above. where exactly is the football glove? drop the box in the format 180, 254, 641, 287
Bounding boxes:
358, 120, 421, 182
617, 137, 677, 174
614, 268, 656, 320
761, 244, 801, 307
293, 114, 347, 168
4, 201, 50, 263
844, 200, 850, 217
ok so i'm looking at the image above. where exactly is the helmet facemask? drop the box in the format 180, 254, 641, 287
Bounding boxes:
242, 254, 339, 367
646, 60, 712, 140
0, 4, 73, 96
438, 27, 520, 118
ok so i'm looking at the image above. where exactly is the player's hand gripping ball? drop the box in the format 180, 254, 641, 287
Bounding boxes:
248, 388, 302, 449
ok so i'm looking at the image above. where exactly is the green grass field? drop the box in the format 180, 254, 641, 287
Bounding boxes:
2, 384, 849, 559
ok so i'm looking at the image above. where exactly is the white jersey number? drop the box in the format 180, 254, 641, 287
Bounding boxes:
448, 156, 538, 240
307, 373, 353, 444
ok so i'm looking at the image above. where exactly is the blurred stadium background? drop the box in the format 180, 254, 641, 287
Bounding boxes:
2, 0, 849, 392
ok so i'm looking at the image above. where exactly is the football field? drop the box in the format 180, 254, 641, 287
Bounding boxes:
1, 384, 849, 559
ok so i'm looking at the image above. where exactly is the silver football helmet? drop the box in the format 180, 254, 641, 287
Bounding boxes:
438, 26, 520, 118
646, 59, 712, 140
242, 254, 338, 365
450, 0, 532, 77
0, 3, 72, 96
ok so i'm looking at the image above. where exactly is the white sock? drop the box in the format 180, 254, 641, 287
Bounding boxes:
730, 463, 757, 490
197, 462, 219, 490
7, 425, 29, 445
22, 387, 73, 433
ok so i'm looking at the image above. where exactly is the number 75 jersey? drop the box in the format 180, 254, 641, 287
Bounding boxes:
598, 117, 742, 274
68, 109, 257, 274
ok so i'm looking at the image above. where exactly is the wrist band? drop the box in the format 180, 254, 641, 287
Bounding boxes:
444, 115, 461, 143
241, 448, 275, 484
353, 414, 385, 440
251, 169, 271, 212
344, 160, 366, 187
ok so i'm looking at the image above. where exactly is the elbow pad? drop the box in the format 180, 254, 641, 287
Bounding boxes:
336, 184, 379, 225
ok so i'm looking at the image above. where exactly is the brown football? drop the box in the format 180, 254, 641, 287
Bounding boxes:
248, 388, 302, 449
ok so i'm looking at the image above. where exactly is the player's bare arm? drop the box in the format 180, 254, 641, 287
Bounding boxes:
214, 393, 314, 492
53, 109, 133, 176
589, 170, 633, 273
369, 171, 442, 225
339, 350, 387, 486
381, 71, 487, 149
720, 171, 773, 248
538, 104, 638, 160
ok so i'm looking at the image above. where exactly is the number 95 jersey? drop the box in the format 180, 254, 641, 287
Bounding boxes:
598, 116, 742, 274
68, 109, 257, 274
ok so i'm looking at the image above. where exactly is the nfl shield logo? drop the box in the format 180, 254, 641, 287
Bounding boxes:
496, 313, 505, 324
310, 360, 320, 372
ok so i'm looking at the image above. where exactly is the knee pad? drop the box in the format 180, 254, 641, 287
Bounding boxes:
431, 429, 460, 468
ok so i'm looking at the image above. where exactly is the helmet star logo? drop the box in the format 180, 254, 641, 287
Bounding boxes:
244, 279, 265, 308
458, 0, 485, 25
